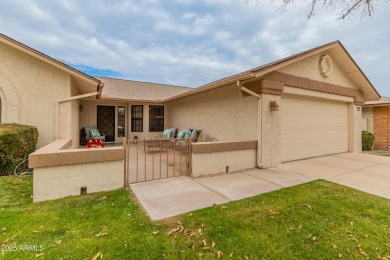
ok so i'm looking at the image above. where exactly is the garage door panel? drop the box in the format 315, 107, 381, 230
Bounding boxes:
283, 136, 348, 146
281, 96, 349, 162
282, 115, 347, 129
282, 143, 348, 162
282, 129, 348, 141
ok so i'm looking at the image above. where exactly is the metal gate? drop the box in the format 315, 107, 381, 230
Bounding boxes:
123, 138, 192, 185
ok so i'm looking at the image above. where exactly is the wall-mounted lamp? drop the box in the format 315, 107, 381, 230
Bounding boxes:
79, 105, 83, 112
270, 101, 279, 111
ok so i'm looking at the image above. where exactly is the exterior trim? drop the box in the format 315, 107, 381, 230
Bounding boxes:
283, 86, 354, 103
192, 141, 257, 154
265, 71, 365, 104
241, 79, 284, 96
29, 139, 124, 168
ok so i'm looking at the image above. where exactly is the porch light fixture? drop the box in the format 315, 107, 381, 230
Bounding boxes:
133, 136, 139, 144
270, 101, 279, 111
79, 105, 83, 112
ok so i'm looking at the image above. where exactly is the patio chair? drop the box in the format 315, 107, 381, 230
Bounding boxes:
80, 127, 105, 145
144, 128, 178, 153
172, 129, 202, 151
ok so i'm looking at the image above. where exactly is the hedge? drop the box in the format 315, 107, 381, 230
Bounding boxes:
362, 131, 375, 151
0, 123, 38, 176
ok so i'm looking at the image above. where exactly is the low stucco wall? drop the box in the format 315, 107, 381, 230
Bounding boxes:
31, 139, 124, 202
191, 141, 257, 177
33, 160, 123, 202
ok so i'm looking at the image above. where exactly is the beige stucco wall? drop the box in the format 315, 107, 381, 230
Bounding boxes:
362, 107, 374, 133
57, 100, 80, 148
349, 104, 362, 153
192, 149, 257, 177
0, 86, 6, 123
33, 160, 124, 202
79, 100, 96, 127
0, 41, 72, 148
259, 94, 281, 167
166, 84, 258, 142
278, 52, 357, 89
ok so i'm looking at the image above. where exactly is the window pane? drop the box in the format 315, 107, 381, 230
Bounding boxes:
117, 106, 126, 137
149, 105, 164, 132
131, 105, 143, 132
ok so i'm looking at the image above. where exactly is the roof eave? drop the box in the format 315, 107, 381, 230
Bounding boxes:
163, 72, 254, 102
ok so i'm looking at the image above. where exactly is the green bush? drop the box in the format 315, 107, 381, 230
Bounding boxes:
0, 123, 38, 176
362, 131, 375, 151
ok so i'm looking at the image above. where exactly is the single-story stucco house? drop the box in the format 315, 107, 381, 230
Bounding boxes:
362, 97, 390, 151
0, 33, 381, 201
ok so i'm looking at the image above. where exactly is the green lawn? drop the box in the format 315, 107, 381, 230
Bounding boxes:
1, 176, 389, 259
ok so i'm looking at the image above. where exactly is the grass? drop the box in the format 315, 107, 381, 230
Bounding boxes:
0, 176, 389, 259
364, 150, 390, 157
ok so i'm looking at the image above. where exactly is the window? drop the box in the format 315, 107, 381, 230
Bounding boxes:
117, 106, 126, 137
131, 105, 143, 132
149, 105, 164, 132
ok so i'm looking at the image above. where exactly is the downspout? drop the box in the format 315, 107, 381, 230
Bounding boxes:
237, 81, 263, 169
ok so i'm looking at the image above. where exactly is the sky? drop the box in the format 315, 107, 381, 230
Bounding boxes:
0, 0, 389, 96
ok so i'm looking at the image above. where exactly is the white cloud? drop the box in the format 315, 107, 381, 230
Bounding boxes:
0, 0, 388, 96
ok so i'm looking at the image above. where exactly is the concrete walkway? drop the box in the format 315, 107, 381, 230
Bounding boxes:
130, 153, 390, 220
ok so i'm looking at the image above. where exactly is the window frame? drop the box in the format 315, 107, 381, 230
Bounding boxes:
117, 106, 126, 137
149, 105, 164, 132
131, 105, 143, 132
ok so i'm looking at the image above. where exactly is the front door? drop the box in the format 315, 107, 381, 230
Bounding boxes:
97, 106, 115, 142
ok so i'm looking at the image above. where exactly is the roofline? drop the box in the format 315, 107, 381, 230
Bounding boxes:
94, 76, 192, 90
163, 72, 254, 102
363, 103, 390, 107
336, 41, 381, 99
0, 33, 101, 86
252, 41, 340, 77
362, 96, 390, 107
164, 40, 380, 102
99, 96, 163, 104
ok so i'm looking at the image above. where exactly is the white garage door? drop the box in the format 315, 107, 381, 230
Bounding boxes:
281, 96, 349, 162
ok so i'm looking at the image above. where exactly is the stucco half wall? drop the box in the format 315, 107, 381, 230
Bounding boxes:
31, 139, 124, 202
33, 161, 123, 202
191, 141, 257, 177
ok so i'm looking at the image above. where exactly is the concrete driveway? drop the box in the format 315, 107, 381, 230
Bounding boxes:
130, 153, 390, 220
279, 153, 390, 199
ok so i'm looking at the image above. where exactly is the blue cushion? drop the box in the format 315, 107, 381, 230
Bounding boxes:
163, 129, 172, 138
89, 129, 101, 138
178, 128, 190, 138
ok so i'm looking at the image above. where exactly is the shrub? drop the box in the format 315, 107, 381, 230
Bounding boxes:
362, 131, 375, 151
0, 123, 38, 176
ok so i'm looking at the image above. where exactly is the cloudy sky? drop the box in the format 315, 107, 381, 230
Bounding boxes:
0, 0, 389, 96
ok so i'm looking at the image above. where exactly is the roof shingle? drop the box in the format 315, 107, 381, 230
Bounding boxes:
95, 77, 191, 102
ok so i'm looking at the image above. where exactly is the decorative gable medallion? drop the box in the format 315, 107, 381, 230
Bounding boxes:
319, 54, 333, 78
